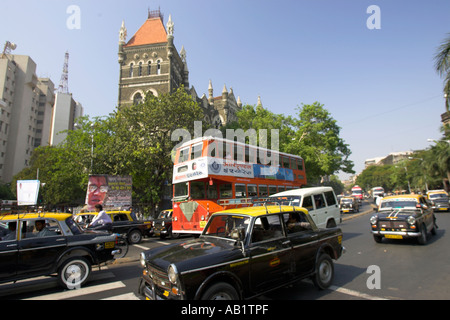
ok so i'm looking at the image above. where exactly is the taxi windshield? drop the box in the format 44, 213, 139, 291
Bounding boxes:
341, 199, 353, 203
380, 200, 417, 209
158, 211, 171, 219
429, 193, 448, 200
203, 214, 250, 241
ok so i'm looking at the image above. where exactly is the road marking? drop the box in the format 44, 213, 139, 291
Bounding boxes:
102, 292, 140, 300
133, 244, 150, 250
329, 285, 388, 300
24, 281, 126, 300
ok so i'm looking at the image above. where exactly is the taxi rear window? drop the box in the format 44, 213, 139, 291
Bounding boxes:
67, 217, 83, 235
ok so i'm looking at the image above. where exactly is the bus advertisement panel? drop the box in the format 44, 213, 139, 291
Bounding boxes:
171, 137, 307, 235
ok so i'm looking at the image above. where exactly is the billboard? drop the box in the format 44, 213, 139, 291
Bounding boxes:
85, 175, 132, 211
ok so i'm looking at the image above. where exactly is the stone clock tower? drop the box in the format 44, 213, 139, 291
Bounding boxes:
117, 9, 251, 127
117, 9, 189, 108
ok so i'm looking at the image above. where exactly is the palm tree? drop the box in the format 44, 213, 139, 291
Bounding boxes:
434, 33, 450, 111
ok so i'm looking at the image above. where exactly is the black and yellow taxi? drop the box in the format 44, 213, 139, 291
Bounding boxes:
426, 189, 450, 212
0, 212, 118, 289
370, 194, 437, 244
339, 196, 360, 213
75, 210, 153, 244
153, 209, 178, 239
138, 205, 345, 300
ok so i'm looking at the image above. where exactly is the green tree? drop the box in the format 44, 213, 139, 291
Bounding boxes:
434, 33, 450, 111
12, 146, 86, 208
286, 102, 354, 183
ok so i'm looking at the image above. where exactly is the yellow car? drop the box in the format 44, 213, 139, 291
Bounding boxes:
371, 194, 437, 244
427, 190, 450, 212
75, 210, 152, 244
139, 205, 345, 300
0, 212, 117, 289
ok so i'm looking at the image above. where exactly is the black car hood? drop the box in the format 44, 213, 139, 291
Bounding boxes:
144, 237, 242, 272
377, 210, 417, 220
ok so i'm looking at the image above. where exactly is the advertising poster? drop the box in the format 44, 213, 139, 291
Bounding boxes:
17, 180, 40, 206
85, 175, 132, 211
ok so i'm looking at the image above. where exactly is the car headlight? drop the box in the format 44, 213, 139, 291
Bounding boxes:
140, 252, 146, 268
162, 221, 165, 227
370, 215, 378, 225
168, 264, 178, 284
407, 215, 416, 225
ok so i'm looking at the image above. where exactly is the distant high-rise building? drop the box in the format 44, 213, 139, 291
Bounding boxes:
50, 92, 83, 146
0, 54, 55, 182
50, 52, 83, 146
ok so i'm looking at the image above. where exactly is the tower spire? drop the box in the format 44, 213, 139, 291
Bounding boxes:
58, 51, 69, 94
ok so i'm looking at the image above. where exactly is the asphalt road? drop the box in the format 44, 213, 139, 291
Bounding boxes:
2, 200, 450, 300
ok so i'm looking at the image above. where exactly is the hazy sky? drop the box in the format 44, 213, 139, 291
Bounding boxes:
2, 0, 449, 179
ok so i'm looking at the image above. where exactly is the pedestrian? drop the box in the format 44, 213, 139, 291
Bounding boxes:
88, 204, 113, 231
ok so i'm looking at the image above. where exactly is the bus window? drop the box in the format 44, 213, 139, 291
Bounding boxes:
248, 184, 258, 197
207, 182, 218, 199
174, 182, 188, 198
191, 143, 203, 160
208, 141, 217, 158
298, 159, 303, 171
269, 185, 277, 195
235, 184, 247, 198
234, 144, 244, 162
191, 181, 205, 199
245, 146, 256, 163
220, 184, 232, 198
282, 156, 290, 168
259, 185, 268, 197
223, 142, 232, 160
178, 147, 190, 163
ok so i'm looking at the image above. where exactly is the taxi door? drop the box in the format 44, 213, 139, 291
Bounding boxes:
17, 219, 67, 277
0, 221, 19, 280
248, 214, 293, 293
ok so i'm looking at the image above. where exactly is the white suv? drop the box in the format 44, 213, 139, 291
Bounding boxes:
270, 187, 341, 228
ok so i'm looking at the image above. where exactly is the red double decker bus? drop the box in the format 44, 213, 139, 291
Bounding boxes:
171, 136, 307, 235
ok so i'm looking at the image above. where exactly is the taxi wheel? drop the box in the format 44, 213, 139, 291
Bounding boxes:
201, 282, 239, 300
312, 253, 334, 290
128, 229, 142, 244
417, 223, 428, 245
58, 257, 91, 290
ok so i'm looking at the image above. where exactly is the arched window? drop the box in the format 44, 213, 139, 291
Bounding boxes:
148, 61, 151, 75
138, 62, 142, 76
157, 60, 161, 75
133, 92, 143, 105
129, 63, 134, 77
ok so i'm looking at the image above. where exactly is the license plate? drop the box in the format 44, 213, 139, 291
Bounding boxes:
439, 208, 447, 211
385, 234, 403, 239
200, 221, 207, 228
105, 241, 115, 248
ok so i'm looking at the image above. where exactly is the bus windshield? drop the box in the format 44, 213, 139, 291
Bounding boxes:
174, 182, 188, 199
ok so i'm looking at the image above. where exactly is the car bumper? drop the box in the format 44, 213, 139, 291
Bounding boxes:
139, 276, 182, 300
153, 228, 168, 236
371, 230, 421, 238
